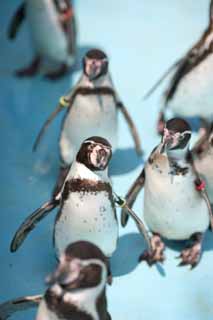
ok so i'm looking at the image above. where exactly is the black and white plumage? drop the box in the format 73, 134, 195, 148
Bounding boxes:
33, 49, 142, 192
11, 137, 118, 259
8, 0, 77, 79
193, 123, 213, 203
144, 0, 213, 134
121, 118, 213, 268
0, 241, 111, 320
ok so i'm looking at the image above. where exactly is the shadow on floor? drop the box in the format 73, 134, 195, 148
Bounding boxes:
111, 232, 166, 277
110, 148, 143, 176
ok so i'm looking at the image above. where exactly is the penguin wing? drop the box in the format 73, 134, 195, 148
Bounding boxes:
117, 102, 142, 156
188, 151, 213, 230
10, 200, 59, 252
0, 295, 42, 320
33, 82, 80, 152
121, 169, 145, 227
7, 3, 26, 39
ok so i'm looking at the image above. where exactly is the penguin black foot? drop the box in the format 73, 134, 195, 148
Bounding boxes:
157, 112, 165, 135
15, 56, 41, 77
178, 233, 203, 269
139, 234, 165, 266
44, 64, 69, 80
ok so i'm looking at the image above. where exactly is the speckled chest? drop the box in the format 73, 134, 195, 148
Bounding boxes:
54, 179, 118, 257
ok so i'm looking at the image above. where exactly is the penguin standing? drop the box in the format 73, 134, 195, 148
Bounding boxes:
193, 123, 213, 203
8, 0, 77, 79
0, 241, 111, 320
33, 49, 142, 192
144, 0, 213, 134
121, 118, 213, 267
11, 136, 149, 262
11, 137, 118, 260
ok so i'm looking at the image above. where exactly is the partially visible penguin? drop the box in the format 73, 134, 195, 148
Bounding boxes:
0, 241, 111, 320
8, 0, 77, 79
193, 123, 213, 203
11, 137, 118, 260
121, 118, 213, 267
33, 49, 142, 192
144, 0, 213, 134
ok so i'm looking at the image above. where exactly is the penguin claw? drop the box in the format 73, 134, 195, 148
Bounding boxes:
139, 234, 165, 266
178, 243, 201, 269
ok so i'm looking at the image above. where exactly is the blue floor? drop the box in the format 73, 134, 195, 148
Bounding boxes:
1, 1, 213, 319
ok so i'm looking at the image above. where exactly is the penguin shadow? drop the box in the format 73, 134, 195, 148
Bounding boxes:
110, 232, 166, 278
109, 148, 143, 176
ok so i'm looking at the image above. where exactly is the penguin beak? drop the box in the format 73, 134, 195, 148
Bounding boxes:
46, 259, 83, 289
88, 64, 100, 81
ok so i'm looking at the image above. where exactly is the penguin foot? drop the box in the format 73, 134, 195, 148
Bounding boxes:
178, 233, 202, 269
44, 64, 69, 80
139, 234, 165, 266
157, 112, 165, 135
15, 56, 41, 77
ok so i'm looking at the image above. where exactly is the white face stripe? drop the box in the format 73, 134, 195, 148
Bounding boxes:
83, 140, 111, 149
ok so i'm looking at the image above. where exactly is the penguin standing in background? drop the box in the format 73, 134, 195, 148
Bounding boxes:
0, 241, 111, 320
8, 0, 77, 79
121, 118, 213, 268
193, 123, 213, 203
10, 136, 149, 264
33, 49, 142, 193
144, 0, 213, 134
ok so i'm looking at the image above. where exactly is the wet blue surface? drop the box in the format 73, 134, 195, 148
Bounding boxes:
1, 1, 213, 319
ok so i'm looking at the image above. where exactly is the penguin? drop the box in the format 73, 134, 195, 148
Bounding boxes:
10, 136, 149, 267
32, 48, 142, 193
0, 241, 111, 320
11, 137, 118, 261
121, 118, 213, 268
193, 123, 213, 204
144, 0, 213, 134
8, 0, 77, 79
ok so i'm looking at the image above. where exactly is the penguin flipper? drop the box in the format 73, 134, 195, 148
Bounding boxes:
0, 295, 42, 320
33, 103, 65, 151
143, 58, 183, 100
10, 200, 59, 252
117, 102, 143, 156
121, 169, 145, 227
8, 3, 26, 39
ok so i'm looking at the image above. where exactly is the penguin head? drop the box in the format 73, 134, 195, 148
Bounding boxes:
83, 49, 108, 81
161, 118, 191, 152
46, 241, 108, 293
76, 136, 112, 171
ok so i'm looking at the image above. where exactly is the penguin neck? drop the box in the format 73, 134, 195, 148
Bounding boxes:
80, 72, 113, 88
166, 144, 189, 163
67, 161, 110, 183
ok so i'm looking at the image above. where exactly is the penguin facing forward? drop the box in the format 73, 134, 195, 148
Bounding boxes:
33, 48, 142, 193
193, 123, 213, 204
121, 118, 213, 268
0, 241, 111, 320
144, 0, 213, 134
11, 137, 118, 261
8, 0, 77, 79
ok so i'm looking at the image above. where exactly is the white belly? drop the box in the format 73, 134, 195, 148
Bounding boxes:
59, 95, 118, 165
26, 0, 70, 63
54, 191, 118, 257
194, 150, 213, 203
143, 157, 209, 240
169, 54, 213, 118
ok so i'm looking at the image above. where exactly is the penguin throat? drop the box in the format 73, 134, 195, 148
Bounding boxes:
167, 144, 189, 161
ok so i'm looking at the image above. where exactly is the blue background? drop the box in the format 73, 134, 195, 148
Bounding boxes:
1, 1, 213, 319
